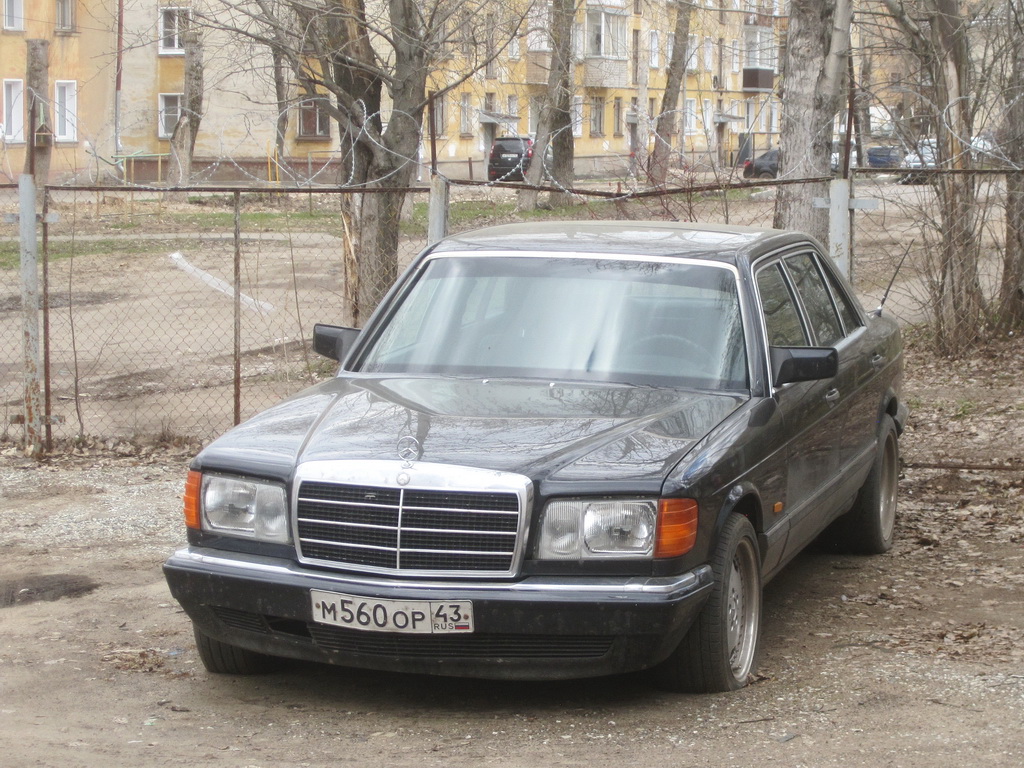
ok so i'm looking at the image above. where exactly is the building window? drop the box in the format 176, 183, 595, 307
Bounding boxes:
631, 29, 640, 84
54, 81, 77, 141
684, 97, 696, 134
159, 7, 190, 54
572, 96, 583, 137
428, 93, 447, 137
702, 98, 712, 133
527, 4, 550, 52
666, 34, 674, 66
703, 37, 714, 72
649, 31, 659, 68
509, 36, 520, 59
586, 10, 627, 58
3, 79, 24, 142
55, 0, 75, 31
590, 96, 605, 136
507, 95, 518, 121
3, 0, 23, 31
158, 93, 182, 138
613, 97, 623, 136
459, 93, 473, 135
297, 97, 330, 139
731, 39, 740, 72
687, 34, 698, 70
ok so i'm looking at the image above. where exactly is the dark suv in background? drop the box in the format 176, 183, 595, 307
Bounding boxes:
487, 136, 534, 181
742, 148, 779, 179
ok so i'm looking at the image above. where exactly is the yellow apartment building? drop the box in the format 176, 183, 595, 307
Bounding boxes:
2, 0, 786, 185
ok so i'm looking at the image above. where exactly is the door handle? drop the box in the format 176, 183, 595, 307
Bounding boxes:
825, 388, 841, 405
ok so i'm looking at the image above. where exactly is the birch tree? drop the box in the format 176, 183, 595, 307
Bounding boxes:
649, 1, 694, 186
773, 0, 852, 244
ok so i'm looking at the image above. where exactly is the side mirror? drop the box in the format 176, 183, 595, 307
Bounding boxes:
313, 323, 360, 362
770, 346, 838, 386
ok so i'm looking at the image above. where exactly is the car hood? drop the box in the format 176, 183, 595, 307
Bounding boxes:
195, 376, 745, 487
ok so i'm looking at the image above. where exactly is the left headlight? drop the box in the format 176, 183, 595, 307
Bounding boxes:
185, 471, 290, 544
537, 499, 657, 559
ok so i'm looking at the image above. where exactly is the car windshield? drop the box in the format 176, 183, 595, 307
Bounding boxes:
357, 255, 748, 390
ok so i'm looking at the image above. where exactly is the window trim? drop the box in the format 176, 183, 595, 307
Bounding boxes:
3, 0, 24, 31
54, 80, 78, 142
55, 0, 76, 32
3, 79, 25, 143
158, 92, 183, 139
159, 7, 191, 55
296, 96, 331, 140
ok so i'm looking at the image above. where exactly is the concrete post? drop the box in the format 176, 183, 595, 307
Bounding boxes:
19, 174, 43, 457
427, 174, 450, 246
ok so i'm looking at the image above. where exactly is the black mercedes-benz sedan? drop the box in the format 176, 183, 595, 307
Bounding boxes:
164, 221, 906, 693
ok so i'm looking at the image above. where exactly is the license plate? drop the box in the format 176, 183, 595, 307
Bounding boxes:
310, 590, 474, 634
501, 153, 517, 160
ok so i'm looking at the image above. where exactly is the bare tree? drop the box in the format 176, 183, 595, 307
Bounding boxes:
203, 0, 523, 323
773, 0, 852, 243
649, 1, 695, 186
168, 24, 204, 191
881, 0, 984, 354
999, 0, 1024, 328
519, 0, 577, 211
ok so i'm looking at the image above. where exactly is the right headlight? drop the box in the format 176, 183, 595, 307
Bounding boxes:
536, 498, 697, 560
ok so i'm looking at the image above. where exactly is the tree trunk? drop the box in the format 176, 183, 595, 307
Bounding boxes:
773, 0, 851, 244
519, 0, 575, 211
882, 0, 983, 354
167, 27, 203, 195
650, 2, 694, 186
998, 3, 1024, 329
24, 40, 51, 196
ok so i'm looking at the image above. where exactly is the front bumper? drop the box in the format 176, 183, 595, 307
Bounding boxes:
163, 547, 714, 680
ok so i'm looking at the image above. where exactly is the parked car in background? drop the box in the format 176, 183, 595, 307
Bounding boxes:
487, 136, 534, 181
900, 139, 937, 184
742, 148, 779, 179
164, 221, 906, 694
867, 146, 903, 168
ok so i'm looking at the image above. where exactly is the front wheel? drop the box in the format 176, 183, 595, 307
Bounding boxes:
193, 626, 276, 675
655, 514, 762, 693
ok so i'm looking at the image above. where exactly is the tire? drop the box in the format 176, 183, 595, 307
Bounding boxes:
757, 171, 774, 180
655, 514, 762, 693
193, 625, 275, 675
829, 414, 899, 554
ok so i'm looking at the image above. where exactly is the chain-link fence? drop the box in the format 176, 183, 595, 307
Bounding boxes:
0, 170, 1006, 449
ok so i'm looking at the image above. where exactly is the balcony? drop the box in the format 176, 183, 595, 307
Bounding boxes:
583, 57, 628, 89
525, 50, 551, 85
742, 67, 775, 93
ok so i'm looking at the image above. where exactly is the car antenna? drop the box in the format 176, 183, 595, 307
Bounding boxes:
874, 240, 913, 316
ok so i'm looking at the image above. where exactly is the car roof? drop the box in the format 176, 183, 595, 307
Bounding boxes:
427, 221, 810, 266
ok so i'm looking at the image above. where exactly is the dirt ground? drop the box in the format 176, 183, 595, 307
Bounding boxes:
1, 335, 1022, 768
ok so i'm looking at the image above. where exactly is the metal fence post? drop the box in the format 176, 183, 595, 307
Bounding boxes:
233, 190, 242, 426
19, 174, 44, 457
427, 174, 450, 245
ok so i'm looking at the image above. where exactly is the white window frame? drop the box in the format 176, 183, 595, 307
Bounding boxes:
297, 97, 331, 139
648, 31, 659, 69
158, 92, 182, 138
684, 97, 696, 134
572, 95, 583, 137
666, 34, 674, 67
590, 95, 605, 136
3, 0, 24, 31
687, 34, 698, 70
459, 93, 473, 136
56, 0, 75, 31
3, 79, 25, 143
159, 7, 190, 55
731, 40, 740, 72
54, 80, 78, 142
587, 10, 627, 59
703, 37, 714, 72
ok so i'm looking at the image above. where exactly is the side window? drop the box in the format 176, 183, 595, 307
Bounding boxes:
821, 266, 863, 334
783, 253, 843, 346
756, 263, 808, 347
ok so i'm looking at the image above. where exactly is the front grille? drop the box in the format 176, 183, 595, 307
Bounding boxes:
296, 480, 523, 575
308, 625, 614, 659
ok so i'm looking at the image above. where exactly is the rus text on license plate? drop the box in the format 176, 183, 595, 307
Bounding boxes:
310, 590, 474, 634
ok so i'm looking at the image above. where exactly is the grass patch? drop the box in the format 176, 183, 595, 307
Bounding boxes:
0, 238, 162, 269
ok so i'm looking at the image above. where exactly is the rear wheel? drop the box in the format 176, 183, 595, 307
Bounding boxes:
193, 626, 275, 675
828, 414, 899, 554
655, 514, 762, 693
757, 171, 775, 180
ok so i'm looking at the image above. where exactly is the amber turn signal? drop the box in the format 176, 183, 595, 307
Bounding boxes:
184, 470, 202, 530
655, 498, 698, 558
